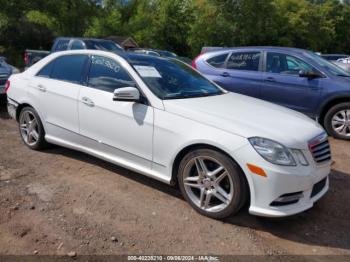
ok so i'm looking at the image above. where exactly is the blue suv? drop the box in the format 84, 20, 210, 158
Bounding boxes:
192, 47, 350, 140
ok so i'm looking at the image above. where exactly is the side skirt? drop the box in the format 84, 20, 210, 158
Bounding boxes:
44, 127, 171, 185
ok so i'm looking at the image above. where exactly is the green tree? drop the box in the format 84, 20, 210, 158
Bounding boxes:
320, 0, 350, 53
85, 1, 124, 37
188, 0, 232, 56
1, 0, 350, 66
213, 0, 282, 46
26, 0, 98, 36
128, 0, 193, 55
152, 0, 193, 55
274, 0, 336, 52
127, 0, 157, 47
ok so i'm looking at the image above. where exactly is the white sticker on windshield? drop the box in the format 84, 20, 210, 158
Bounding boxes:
134, 65, 162, 78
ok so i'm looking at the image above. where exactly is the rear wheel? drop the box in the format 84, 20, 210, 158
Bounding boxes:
18, 106, 48, 150
177, 148, 247, 219
324, 103, 350, 140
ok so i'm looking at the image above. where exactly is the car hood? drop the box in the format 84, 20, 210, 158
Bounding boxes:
163, 93, 325, 149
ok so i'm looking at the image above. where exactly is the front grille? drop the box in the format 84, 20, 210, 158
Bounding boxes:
308, 133, 331, 164
311, 177, 327, 198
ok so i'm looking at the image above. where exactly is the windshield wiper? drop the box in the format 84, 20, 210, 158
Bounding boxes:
163, 92, 222, 100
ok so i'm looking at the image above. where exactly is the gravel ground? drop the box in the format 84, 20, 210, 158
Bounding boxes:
0, 95, 349, 258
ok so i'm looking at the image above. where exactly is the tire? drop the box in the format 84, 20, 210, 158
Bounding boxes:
18, 106, 48, 150
177, 148, 248, 219
324, 102, 350, 140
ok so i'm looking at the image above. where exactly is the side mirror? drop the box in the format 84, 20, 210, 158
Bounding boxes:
299, 70, 322, 79
113, 87, 140, 102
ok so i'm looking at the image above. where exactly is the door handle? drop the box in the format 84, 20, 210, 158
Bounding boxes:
265, 77, 276, 82
220, 72, 230, 77
81, 97, 95, 107
38, 84, 46, 92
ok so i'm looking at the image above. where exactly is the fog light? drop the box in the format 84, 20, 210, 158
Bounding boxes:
270, 191, 304, 206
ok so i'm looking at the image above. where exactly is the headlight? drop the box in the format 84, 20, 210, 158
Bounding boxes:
249, 137, 297, 166
290, 149, 309, 166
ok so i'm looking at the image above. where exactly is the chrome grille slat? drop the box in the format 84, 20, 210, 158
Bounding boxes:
314, 154, 331, 161
313, 148, 331, 157
308, 133, 331, 164
311, 142, 329, 152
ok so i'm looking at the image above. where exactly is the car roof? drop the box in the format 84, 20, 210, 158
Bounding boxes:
203, 46, 308, 54
44, 49, 173, 64
25, 49, 176, 77
129, 48, 176, 54
55, 37, 115, 42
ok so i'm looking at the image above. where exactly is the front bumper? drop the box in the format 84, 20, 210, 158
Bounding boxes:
233, 144, 331, 217
248, 175, 329, 217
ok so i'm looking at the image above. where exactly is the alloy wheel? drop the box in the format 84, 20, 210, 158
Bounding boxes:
19, 110, 40, 146
182, 156, 234, 213
331, 109, 350, 137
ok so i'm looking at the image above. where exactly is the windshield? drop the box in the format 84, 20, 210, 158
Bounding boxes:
85, 40, 123, 52
129, 56, 224, 99
306, 52, 350, 77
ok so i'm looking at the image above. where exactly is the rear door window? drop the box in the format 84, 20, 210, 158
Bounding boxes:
206, 53, 229, 68
50, 55, 88, 84
226, 52, 261, 71
87, 55, 135, 92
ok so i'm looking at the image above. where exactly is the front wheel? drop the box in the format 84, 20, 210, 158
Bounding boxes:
324, 103, 350, 140
177, 148, 247, 219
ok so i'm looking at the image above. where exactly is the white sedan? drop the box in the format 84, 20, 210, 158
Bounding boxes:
6, 50, 331, 218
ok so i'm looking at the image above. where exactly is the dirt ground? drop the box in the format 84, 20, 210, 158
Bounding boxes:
0, 95, 350, 258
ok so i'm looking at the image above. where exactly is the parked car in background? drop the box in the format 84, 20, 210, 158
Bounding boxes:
6, 50, 330, 219
24, 50, 50, 68
24, 37, 124, 68
201, 47, 225, 53
335, 57, 350, 73
319, 54, 350, 72
0, 56, 19, 94
129, 48, 177, 58
193, 47, 350, 140
321, 54, 349, 62
128, 48, 192, 64
337, 57, 350, 64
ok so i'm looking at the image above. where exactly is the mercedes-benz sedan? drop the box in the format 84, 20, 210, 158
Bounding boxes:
6, 50, 331, 218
